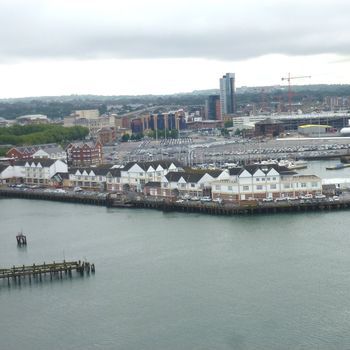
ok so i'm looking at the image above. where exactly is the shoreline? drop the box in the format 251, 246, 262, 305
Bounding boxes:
1, 188, 349, 216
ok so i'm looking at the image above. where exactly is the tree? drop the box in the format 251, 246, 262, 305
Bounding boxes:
221, 128, 229, 137
234, 128, 241, 136
224, 120, 233, 128
121, 133, 130, 142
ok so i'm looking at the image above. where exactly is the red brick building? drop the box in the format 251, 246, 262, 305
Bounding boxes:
97, 127, 116, 145
66, 141, 103, 166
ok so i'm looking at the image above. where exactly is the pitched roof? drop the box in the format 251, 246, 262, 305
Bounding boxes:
228, 164, 297, 176
70, 166, 111, 176
106, 168, 121, 177
122, 160, 182, 172
0, 164, 10, 173
14, 159, 60, 167
9, 143, 63, 154
165, 171, 204, 183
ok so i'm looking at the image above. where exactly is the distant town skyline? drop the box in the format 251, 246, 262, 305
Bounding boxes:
0, 0, 349, 98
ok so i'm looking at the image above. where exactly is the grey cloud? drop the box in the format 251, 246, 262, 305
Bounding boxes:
0, 0, 349, 62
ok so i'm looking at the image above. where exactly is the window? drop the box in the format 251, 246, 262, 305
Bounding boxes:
270, 184, 277, 189
215, 185, 221, 190
228, 186, 233, 191
301, 183, 307, 188
243, 185, 249, 191
312, 182, 318, 187
267, 177, 270, 181
256, 178, 260, 182
272, 177, 276, 181
181, 184, 185, 188
284, 184, 290, 189
191, 183, 195, 188
256, 185, 263, 190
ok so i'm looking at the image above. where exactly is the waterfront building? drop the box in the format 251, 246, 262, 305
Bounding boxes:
220, 73, 236, 117
106, 161, 182, 192
69, 166, 114, 190
65, 141, 103, 166
160, 169, 228, 198
0, 159, 67, 185
211, 165, 322, 202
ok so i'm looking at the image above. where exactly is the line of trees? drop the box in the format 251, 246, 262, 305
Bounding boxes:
0, 125, 89, 145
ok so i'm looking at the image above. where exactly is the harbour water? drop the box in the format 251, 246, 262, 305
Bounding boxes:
1, 198, 350, 349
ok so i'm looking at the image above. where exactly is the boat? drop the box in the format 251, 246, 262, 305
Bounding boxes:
278, 159, 308, 170
326, 164, 350, 170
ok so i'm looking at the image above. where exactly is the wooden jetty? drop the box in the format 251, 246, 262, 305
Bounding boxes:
2, 187, 350, 216
0, 260, 95, 286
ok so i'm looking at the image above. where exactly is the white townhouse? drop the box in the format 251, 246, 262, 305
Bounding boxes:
211, 165, 322, 202
159, 169, 229, 198
107, 161, 183, 192
69, 167, 111, 190
0, 164, 20, 184
32, 145, 67, 161
0, 160, 68, 185
22, 159, 68, 185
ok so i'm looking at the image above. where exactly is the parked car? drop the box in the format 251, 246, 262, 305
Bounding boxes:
300, 194, 313, 199
190, 196, 199, 201
74, 186, 83, 192
333, 195, 340, 201
212, 198, 223, 204
200, 196, 211, 202
262, 197, 273, 202
275, 197, 288, 202
315, 193, 326, 199
176, 199, 184, 203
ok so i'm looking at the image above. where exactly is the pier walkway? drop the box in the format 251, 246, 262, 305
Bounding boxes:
0, 260, 95, 286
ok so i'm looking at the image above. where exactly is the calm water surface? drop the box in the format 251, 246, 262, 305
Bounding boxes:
1, 199, 350, 350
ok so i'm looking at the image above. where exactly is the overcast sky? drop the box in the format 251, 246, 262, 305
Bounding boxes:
0, 0, 349, 98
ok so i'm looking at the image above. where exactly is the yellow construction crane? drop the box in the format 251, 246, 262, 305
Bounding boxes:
281, 73, 311, 113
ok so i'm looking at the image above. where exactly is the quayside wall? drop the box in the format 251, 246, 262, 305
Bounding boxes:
1, 188, 350, 216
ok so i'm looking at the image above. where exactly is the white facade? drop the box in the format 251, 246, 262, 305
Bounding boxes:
69, 169, 107, 189
23, 160, 68, 185
32, 148, 67, 161
212, 168, 322, 201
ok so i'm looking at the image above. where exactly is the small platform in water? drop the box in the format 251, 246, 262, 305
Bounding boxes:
16, 232, 27, 246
